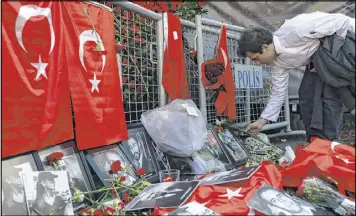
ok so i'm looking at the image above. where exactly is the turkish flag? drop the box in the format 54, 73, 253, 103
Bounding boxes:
281, 138, 355, 195
2, 1, 73, 158
62, 2, 128, 150
162, 13, 190, 100
201, 25, 236, 120
153, 161, 282, 215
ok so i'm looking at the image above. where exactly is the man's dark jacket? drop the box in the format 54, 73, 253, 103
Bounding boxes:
313, 31, 355, 111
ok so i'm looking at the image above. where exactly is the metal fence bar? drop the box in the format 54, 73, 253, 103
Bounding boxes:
245, 59, 252, 124
284, 90, 292, 132
112, 1, 161, 20
195, 15, 207, 123
201, 18, 245, 32
156, 15, 165, 107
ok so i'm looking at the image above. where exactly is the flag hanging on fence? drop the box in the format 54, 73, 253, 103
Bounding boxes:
62, 2, 128, 150
281, 138, 355, 195
1, 1, 74, 158
201, 25, 236, 120
162, 12, 190, 101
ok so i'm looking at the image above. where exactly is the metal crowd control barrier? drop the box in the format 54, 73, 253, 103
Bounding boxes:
108, 2, 304, 137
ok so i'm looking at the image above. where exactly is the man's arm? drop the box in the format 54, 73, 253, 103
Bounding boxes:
247, 66, 289, 132
261, 66, 289, 122
297, 11, 355, 39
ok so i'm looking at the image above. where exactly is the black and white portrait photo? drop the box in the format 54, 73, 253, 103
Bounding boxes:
167, 201, 220, 215
217, 129, 248, 163
205, 129, 230, 164
23, 171, 74, 215
120, 131, 157, 177
200, 165, 260, 185
38, 141, 91, 212
125, 181, 200, 211
2, 154, 38, 215
150, 139, 171, 170
88, 145, 137, 185
248, 184, 332, 216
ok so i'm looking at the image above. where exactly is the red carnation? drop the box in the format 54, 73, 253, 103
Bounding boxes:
103, 207, 116, 215
129, 80, 136, 89
122, 77, 128, 83
113, 7, 120, 14
119, 176, 126, 182
136, 168, 145, 176
115, 43, 125, 53
93, 209, 103, 216
163, 176, 173, 182
198, 1, 205, 8
111, 160, 121, 173
46, 152, 64, 161
123, 193, 130, 202
79, 208, 90, 216
118, 202, 125, 209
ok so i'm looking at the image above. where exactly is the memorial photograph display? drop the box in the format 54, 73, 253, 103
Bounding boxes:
23, 171, 74, 215
85, 144, 137, 186
37, 140, 92, 212
2, 153, 39, 216
216, 129, 249, 165
119, 127, 158, 179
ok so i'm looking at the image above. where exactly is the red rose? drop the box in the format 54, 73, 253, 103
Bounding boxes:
123, 193, 130, 202
122, 59, 129, 65
46, 152, 64, 162
115, 43, 125, 53
216, 126, 223, 132
111, 160, 121, 173
118, 202, 125, 209
119, 176, 126, 182
79, 208, 90, 216
130, 25, 140, 32
163, 176, 173, 182
113, 7, 120, 14
136, 168, 145, 176
122, 77, 128, 83
93, 209, 103, 216
198, 1, 205, 8
103, 207, 116, 215
129, 80, 135, 89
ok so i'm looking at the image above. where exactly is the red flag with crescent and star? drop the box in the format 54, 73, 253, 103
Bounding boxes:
281, 138, 355, 195
62, 2, 128, 150
152, 161, 282, 215
2, 1, 74, 158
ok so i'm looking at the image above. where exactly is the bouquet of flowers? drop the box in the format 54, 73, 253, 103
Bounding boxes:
298, 177, 355, 216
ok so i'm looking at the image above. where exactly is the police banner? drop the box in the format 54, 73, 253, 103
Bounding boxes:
233, 64, 263, 89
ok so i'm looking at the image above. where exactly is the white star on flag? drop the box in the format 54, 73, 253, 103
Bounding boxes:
31, 55, 48, 80
219, 188, 244, 200
89, 72, 101, 93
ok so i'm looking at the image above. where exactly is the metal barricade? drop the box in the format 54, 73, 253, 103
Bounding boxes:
110, 2, 164, 124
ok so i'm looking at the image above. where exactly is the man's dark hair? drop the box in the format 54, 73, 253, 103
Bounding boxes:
238, 28, 273, 57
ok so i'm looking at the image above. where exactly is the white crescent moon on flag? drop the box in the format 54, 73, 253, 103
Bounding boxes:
79, 30, 106, 73
15, 5, 55, 54
331, 141, 340, 152
220, 47, 228, 68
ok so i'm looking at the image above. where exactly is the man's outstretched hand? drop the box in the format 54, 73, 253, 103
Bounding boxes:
246, 118, 268, 133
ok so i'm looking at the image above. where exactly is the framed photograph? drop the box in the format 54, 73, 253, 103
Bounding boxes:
2, 153, 39, 216
23, 171, 74, 215
37, 140, 92, 212
119, 126, 159, 179
125, 181, 200, 211
85, 144, 137, 186
200, 165, 260, 185
248, 184, 331, 216
216, 129, 249, 165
